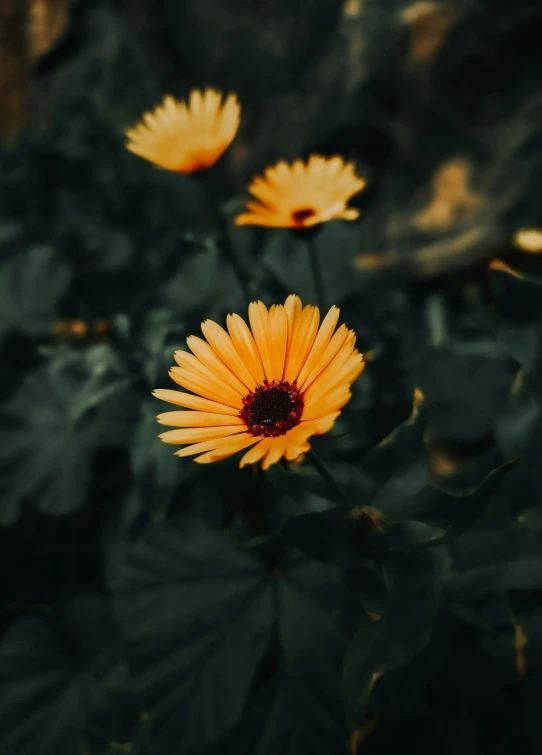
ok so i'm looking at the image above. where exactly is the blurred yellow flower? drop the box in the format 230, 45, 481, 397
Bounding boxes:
125, 89, 240, 173
512, 228, 542, 254
235, 155, 366, 228
154, 295, 365, 468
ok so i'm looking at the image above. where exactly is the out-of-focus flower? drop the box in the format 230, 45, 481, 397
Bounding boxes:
234, 155, 366, 228
512, 228, 542, 254
486, 259, 523, 279
125, 89, 240, 173
154, 295, 365, 469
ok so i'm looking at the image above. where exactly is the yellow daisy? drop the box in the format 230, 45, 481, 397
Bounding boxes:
125, 89, 240, 173
234, 155, 367, 228
512, 228, 542, 254
154, 295, 365, 469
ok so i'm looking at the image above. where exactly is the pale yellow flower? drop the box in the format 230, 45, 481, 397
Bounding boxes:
512, 228, 542, 254
235, 155, 366, 228
125, 89, 240, 173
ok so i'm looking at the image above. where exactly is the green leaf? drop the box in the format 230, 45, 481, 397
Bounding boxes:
0, 244, 71, 342
254, 555, 351, 755
0, 347, 133, 523
284, 507, 373, 568
414, 347, 515, 443
494, 369, 540, 459
0, 594, 120, 755
128, 401, 196, 526
360, 392, 429, 523
343, 547, 449, 729
446, 525, 542, 604
423, 460, 517, 538
110, 516, 272, 750
388, 520, 446, 550
110, 518, 357, 754
489, 265, 542, 381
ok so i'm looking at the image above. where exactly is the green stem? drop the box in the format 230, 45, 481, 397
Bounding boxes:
307, 235, 326, 311
198, 174, 252, 302
215, 211, 252, 302
306, 449, 351, 507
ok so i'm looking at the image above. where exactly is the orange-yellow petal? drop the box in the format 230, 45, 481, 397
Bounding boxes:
193, 434, 260, 464
248, 301, 274, 379
201, 320, 257, 390
304, 351, 364, 408
159, 425, 246, 444
267, 304, 288, 381
168, 368, 242, 408
174, 432, 255, 458
156, 411, 245, 427
298, 324, 351, 391
239, 438, 273, 468
185, 337, 247, 395
296, 306, 341, 388
262, 436, 289, 470
152, 389, 239, 415
226, 313, 266, 385
283, 305, 320, 383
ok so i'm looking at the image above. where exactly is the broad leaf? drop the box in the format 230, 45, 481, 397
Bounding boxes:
110, 516, 359, 753
110, 515, 273, 750
0, 346, 133, 523
0, 244, 71, 342
489, 265, 542, 382
343, 547, 449, 730
0, 594, 120, 755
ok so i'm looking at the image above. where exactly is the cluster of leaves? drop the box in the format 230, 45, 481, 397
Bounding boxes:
2, 0, 542, 754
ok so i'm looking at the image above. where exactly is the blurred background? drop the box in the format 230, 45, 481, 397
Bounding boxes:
2, 1, 542, 754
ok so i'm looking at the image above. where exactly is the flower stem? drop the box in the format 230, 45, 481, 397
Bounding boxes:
306, 449, 351, 507
215, 211, 251, 302
198, 172, 252, 302
307, 235, 326, 311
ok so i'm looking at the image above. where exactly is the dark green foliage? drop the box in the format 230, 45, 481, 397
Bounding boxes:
0, 346, 134, 523
2, 1, 542, 754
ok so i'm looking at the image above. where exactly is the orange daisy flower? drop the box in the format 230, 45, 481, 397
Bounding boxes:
234, 155, 366, 228
125, 89, 240, 173
154, 295, 365, 469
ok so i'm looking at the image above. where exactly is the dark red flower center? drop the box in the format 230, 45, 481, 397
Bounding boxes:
291, 207, 316, 226
240, 380, 304, 437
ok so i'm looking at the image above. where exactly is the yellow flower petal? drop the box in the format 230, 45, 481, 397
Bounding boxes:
201, 320, 257, 390
267, 304, 288, 381
295, 305, 341, 387
298, 324, 352, 391
159, 425, 246, 444
262, 437, 289, 470
169, 365, 242, 409
174, 432, 255, 458
283, 305, 320, 383
248, 301, 274, 379
186, 336, 248, 395
226, 313, 266, 385
156, 411, 245, 427
152, 389, 239, 415
193, 434, 260, 464
239, 438, 273, 468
